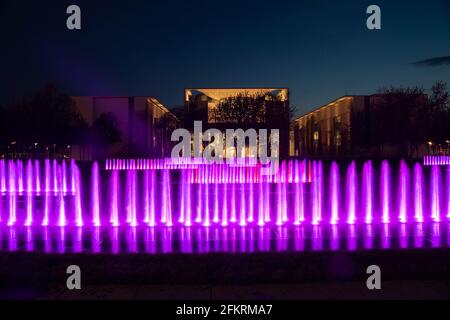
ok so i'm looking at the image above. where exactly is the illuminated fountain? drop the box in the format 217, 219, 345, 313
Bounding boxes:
0, 158, 450, 227
0, 158, 450, 254
362, 160, 373, 224
0, 159, 81, 227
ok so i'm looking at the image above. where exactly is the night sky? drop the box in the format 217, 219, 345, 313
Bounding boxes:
1, 0, 449, 116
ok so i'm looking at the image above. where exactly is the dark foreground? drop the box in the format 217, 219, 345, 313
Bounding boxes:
1, 247, 450, 299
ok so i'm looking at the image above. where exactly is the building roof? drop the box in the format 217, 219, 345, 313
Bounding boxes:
146, 97, 171, 114
72, 95, 179, 121
185, 88, 289, 102
293, 95, 361, 122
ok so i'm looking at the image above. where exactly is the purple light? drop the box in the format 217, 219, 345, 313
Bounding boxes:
276, 174, 283, 226
126, 170, 137, 226
213, 173, 220, 223
25, 160, 33, 226
149, 170, 156, 226
248, 179, 254, 223
281, 164, 288, 223
398, 160, 409, 223
294, 159, 305, 225
53, 160, 58, 196
0, 160, 6, 195
57, 164, 66, 227
34, 160, 41, 196
26, 227, 34, 252
62, 161, 68, 195
363, 161, 373, 224
264, 177, 270, 223
144, 170, 151, 224
364, 224, 373, 249
204, 175, 211, 227
221, 177, 228, 227
91, 162, 101, 227
110, 170, 120, 227
0, 158, 449, 232
17, 160, 23, 196
311, 161, 323, 225
431, 165, 441, 222
330, 161, 339, 225
162, 169, 173, 226
447, 166, 450, 220
230, 177, 237, 223
182, 170, 191, 227
414, 163, 424, 223
8, 160, 16, 226
381, 160, 390, 224
424, 155, 450, 166
73, 161, 83, 227
43, 160, 50, 226
346, 161, 357, 224
195, 182, 202, 223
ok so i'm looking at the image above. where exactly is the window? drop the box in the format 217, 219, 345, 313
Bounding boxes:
333, 117, 342, 147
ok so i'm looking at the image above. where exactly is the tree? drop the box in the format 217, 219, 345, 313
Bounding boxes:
0, 105, 5, 139
0, 84, 90, 158
428, 81, 450, 145
372, 81, 450, 158
208, 91, 293, 158
1, 84, 87, 146
91, 112, 122, 157
0, 105, 6, 155
212, 93, 267, 124
372, 86, 427, 157
210, 92, 295, 126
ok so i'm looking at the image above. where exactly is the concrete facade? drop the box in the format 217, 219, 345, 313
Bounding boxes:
291, 96, 373, 157
72, 96, 178, 159
184, 88, 291, 159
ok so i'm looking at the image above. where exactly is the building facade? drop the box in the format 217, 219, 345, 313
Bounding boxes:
291, 96, 374, 157
72, 96, 178, 159
184, 88, 291, 159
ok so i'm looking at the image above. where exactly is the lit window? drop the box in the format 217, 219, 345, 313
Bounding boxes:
313, 131, 319, 141
335, 132, 342, 146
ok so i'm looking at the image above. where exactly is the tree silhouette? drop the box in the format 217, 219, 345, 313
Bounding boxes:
428, 81, 450, 146
211, 93, 266, 124
372, 81, 450, 157
91, 112, 122, 158
207, 91, 293, 158
0, 84, 87, 147
0, 84, 121, 159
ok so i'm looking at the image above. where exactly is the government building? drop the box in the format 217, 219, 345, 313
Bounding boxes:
184, 88, 291, 159
291, 95, 375, 158
72, 96, 179, 159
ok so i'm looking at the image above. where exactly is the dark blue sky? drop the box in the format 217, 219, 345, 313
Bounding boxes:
1, 0, 449, 116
